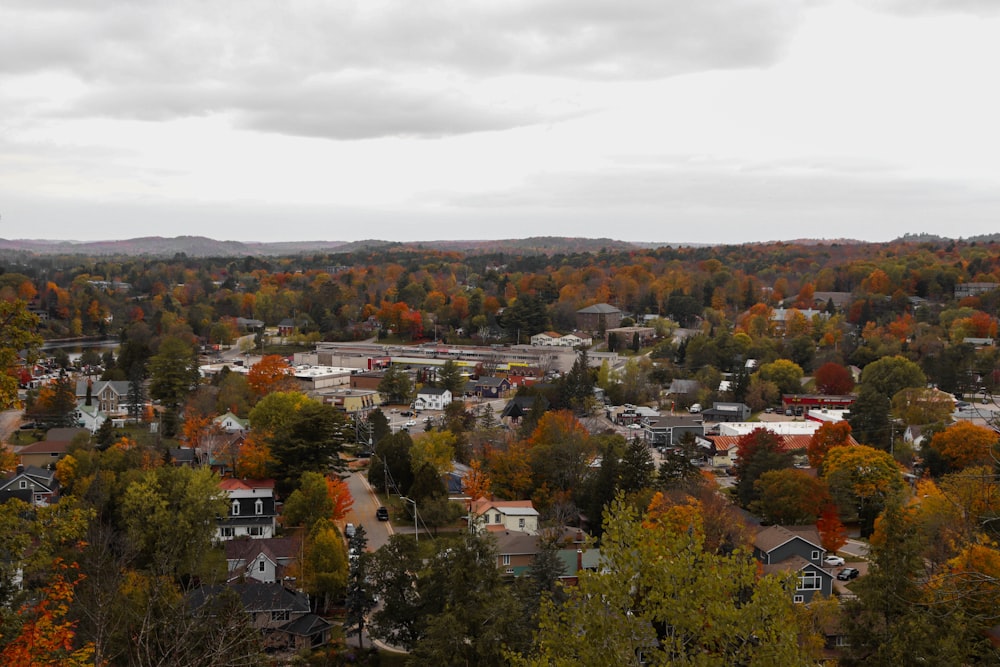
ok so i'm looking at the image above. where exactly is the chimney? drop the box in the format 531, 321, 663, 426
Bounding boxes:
16, 464, 24, 475
575, 529, 584, 543
576, 549, 583, 572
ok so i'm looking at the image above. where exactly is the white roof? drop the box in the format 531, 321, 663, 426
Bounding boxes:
718, 421, 822, 437
497, 507, 539, 516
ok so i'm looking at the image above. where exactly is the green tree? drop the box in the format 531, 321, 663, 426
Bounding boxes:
437, 359, 466, 396
378, 365, 414, 405
891, 387, 954, 428
371, 533, 531, 664
369, 430, 414, 495
300, 519, 348, 613
148, 336, 200, 437
513, 494, 820, 666
751, 468, 832, 525
120, 465, 228, 580
619, 436, 655, 495
848, 386, 892, 450
755, 359, 805, 396
841, 498, 967, 666
345, 525, 376, 649
266, 399, 349, 493
733, 428, 794, 508
561, 348, 595, 414
247, 390, 310, 434
281, 471, 334, 531
822, 444, 905, 537
502, 292, 548, 342
859, 354, 927, 399
0, 300, 41, 410
410, 430, 456, 477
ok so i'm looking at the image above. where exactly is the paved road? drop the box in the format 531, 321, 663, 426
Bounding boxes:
0, 409, 23, 448
344, 470, 393, 552
841, 538, 870, 559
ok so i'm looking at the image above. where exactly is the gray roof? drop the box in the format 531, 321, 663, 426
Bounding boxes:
494, 531, 540, 555
576, 303, 621, 314
190, 582, 310, 614
754, 525, 823, 553
668, 379, 701, 394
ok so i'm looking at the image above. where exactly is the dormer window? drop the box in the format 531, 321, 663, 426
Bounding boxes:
255, 499, 264, 515
231, 500, 240, 516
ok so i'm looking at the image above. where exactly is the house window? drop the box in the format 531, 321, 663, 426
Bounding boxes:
494, 513, 501, 524
811, 550, 820, 561
518, 518, 526, 529
270, 610, 290, 622
502, 554, 511, 565
793, 595, 804, 604
220, 527, 234, 538
231, 500, 240, 516
19, 480, 26, 489
255, 499, 264, 515
258, 559, 266, 572
799, 572, 822, 591
248, 526, 263, 537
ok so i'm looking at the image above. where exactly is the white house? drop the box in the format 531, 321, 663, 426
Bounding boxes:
217, 478, 277, 541
214, 411, 249, 433
224, 537, 300, 584
415, 387, 452, 411
530, 331, 592, 347
468, 498, 539, 535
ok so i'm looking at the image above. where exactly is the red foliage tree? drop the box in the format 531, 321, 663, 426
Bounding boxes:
813, 362, 854, 395
816, 503, 848, 553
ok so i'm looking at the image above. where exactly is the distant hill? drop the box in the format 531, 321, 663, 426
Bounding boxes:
3, 232, 993, 258
0, 235, 644, 257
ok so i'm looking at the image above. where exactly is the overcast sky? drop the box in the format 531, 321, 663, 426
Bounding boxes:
3, 0, 1000, 245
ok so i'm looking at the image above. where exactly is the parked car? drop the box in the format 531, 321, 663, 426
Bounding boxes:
824, 554, 845, 567
405, 419, 416, 427
376, 506, 389, 521
345, 523, 356, 538
688, 403, 702, 413
837, 567, 860, 580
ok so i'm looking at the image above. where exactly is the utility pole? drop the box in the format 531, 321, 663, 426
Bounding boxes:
399, 496, 418, 543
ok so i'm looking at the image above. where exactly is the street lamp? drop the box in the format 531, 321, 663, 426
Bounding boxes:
399, 496, 418, 543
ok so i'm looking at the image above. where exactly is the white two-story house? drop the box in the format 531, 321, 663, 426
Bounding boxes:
217, 478, 277, 541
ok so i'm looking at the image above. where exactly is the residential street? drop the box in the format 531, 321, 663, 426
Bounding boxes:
344, 470, 393, 552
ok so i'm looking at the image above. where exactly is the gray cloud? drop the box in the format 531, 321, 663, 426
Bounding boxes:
872, 0, 1000, 17
442, 160, 1000, 240
2, 0, 806, 139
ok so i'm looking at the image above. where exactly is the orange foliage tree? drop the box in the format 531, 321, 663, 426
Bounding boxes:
928, 421, 998, 471
181, 410, 213, 450
485, 442, 533, 500
461, 459, 492, 505
807, 421, 853, 468
0, 560, 94, 667
326, 475, 355, 523
246, 355, 294, 399
235, 432, 275, 479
